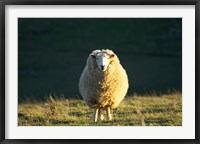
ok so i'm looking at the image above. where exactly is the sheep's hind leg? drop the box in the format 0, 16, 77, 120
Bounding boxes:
98, 109, 104, 121
106, 107, 112, 121
93, 108, 99, 122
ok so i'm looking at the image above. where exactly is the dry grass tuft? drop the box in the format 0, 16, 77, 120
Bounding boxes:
45, 95, 59, 123
137, 109, 146, 126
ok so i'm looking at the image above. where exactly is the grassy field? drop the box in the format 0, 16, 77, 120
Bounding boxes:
18, 92, 182, 126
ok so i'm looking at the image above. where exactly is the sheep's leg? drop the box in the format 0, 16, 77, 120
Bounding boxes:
93, 108, 99, 122
98, 109, 104, 121
106, 107, 112, 121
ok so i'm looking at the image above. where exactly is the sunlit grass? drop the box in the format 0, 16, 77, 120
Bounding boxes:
18, 92, 182, 126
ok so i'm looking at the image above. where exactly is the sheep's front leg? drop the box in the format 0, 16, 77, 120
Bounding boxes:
106, 107, 112, 121
93, 108, 99, 122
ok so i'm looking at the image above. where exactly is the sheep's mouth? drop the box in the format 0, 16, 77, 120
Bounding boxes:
101, 68, 106, 71
96, 67, 106, 72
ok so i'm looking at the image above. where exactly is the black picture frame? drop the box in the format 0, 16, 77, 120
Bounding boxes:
0, 0, 199, 144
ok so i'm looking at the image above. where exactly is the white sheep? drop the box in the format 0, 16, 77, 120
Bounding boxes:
79, 49, 129, 122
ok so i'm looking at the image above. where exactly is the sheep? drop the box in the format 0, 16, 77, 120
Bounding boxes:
79, 49, 129, 122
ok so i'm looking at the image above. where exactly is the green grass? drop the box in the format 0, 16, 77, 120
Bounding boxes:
18, 92, 182, 126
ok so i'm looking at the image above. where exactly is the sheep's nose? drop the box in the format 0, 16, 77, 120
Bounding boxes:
101, 65, 105, 70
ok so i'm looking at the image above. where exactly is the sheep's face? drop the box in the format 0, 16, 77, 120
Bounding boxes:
91, 52, 115, 72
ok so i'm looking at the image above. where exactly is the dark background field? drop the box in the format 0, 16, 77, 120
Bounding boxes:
18, 18, 182, 101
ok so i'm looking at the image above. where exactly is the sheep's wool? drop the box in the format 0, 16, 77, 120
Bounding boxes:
79, 49, 129, 109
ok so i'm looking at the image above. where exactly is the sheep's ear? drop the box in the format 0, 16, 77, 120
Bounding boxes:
90, 54, 96, 58
110, 54, 115, 58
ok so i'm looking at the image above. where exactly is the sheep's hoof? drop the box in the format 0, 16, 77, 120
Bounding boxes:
107, 118, 112, 121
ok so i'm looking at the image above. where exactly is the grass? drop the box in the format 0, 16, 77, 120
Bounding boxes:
18, 92, 182, 126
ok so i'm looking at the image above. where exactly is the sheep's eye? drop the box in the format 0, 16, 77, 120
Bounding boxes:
110, 54, 115, 58
91, 55, 96, 58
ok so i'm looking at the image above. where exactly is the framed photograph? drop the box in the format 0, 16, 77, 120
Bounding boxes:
0, 0, 199, 144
